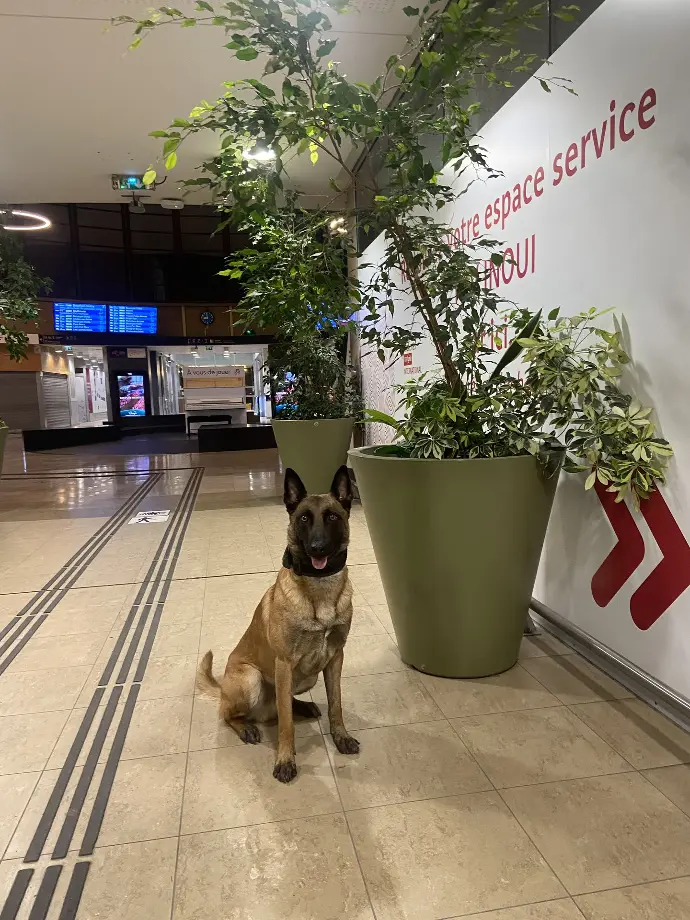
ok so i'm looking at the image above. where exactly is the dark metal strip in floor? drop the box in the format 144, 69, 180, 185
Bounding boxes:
1, 471, 153, 480
0, 590, 68, 661
56, 863, 90, 920
24, 689, 106, 864
79, 685, 140, 856
2, 466, 206, 481
1, 469, 203, 920
0, 469, 203, 920
113, 471, 203, 686
51, 687, 124, 860
80, 471, 203, 856
27, 864, 62, 920
1, 472, 161, 631
0, 869, 33, 920
0, 614, 49, 679
131, 477, 203, 683
0, 473, 163, 672
98, 468, 203, 687
116, 469, 203, 688
42, 472, 163, 592
22, 478, 195, 861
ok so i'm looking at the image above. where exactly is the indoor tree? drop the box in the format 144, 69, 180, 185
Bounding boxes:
0, 229, 49, 363
118, 0, 671, 502
223, 208, 362, 421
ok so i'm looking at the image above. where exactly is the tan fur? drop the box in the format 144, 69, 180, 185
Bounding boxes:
198, 487, 359, 782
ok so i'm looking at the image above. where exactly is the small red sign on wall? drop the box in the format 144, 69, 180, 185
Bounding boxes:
403, 352, 413, 367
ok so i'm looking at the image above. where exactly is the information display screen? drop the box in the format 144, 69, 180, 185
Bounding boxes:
53, 302, 107, 333
108, 305, 158, 334
117, 374, 146, 417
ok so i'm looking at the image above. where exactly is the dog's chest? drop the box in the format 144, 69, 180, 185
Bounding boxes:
313, 599, 338, 632
293, 597, 349, 676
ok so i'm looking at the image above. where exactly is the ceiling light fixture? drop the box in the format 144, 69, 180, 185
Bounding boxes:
160, 198, 185, 210
0, 209, 51, 231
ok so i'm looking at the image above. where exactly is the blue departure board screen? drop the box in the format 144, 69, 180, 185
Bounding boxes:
53, 302, 107, 333
108, 305, 158, 335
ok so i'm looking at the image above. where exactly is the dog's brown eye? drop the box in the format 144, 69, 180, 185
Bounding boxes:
328, 512, 339, 521
300, 514, 309, 522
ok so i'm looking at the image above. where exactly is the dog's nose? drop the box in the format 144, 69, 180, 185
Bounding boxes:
309, 540, 328, 556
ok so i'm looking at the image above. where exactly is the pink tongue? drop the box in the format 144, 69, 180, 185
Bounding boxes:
311, 556, 328, 570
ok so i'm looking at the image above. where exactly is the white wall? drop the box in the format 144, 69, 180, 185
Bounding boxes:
359, 0, 690, 699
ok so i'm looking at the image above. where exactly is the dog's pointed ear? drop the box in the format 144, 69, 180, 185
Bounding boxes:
284, 468, 307, 514
330, 465, 352, 514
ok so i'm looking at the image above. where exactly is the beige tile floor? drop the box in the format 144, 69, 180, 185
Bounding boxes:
0, 437, 690, 919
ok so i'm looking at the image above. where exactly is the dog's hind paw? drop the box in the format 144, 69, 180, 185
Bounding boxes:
273, 759, 298, 783
292, 698, 321, 719
332, 732, 360, 755
239, 724, 262, 744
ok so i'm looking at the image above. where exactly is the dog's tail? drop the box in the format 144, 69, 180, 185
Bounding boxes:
196, 650, 221, 698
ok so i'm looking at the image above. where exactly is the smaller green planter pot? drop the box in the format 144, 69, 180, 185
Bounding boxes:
0, 425, 7, 477
272, 418, 354, 495
349, 446, 563, 678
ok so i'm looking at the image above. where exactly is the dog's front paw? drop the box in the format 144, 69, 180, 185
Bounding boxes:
239, 724, 262, 744
273, 758, 298, 783
333, 732, 360, 755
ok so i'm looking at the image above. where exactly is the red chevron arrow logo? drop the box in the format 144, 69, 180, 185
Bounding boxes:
591, 482, 645, 608
591, 482, 690, 629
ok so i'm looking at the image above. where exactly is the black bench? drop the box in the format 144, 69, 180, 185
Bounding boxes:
186, 414, 232, 437
22, 426, 122, 451
197, 423, 276, 452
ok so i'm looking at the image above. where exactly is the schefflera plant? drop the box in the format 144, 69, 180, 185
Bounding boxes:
369, 306, 672, 504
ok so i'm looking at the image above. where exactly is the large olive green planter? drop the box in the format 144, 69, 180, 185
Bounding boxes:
272, 418, 354, 495
348, 446, 562, 678
0, 425, 7, 476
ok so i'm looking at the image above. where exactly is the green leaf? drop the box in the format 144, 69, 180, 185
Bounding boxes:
490, 310, 542, 379
539, 78, 552, 93
162, 137, 180, 156
419, 50, 440, 67
235, 46, 258, 60
246, 78, 275, 96
309, 142, 319, 164
316, 40, 336, 58
196, 0, 213, 10
402, 5, 419, 14
165, 151, 178, 170
585, 471, 596, 490
149, 130, 168, 138
364, 408, 399, 427
142, 169, 157, 186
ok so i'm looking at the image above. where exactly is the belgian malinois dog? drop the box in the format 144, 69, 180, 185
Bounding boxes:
197, 465, 359, 782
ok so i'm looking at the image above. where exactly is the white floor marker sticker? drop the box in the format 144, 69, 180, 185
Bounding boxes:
129, 510, 171, 524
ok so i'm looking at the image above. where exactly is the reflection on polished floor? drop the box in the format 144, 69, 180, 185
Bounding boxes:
1, 432, 690, 920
